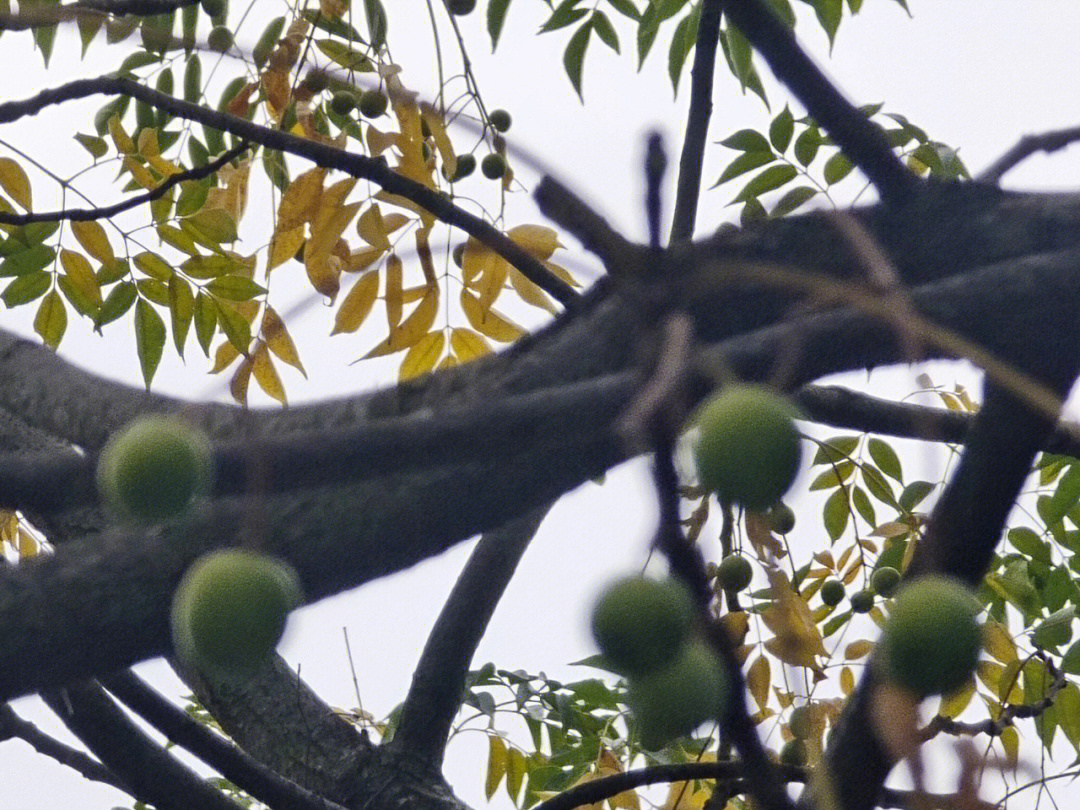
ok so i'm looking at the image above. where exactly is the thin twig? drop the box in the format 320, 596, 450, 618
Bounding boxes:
978, 125, 1080, 185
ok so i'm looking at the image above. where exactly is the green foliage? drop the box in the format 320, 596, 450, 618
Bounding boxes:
591, 576, 695, 675
171, 550, 303, 673
96, 415, 213, 522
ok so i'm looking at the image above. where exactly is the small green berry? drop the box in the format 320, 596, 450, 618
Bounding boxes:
850, 589, 875, 614
769, 502, 796, 534
870, 566, 901, 597
207, 25, 233, 53
789, 705, 814, 740
444, 153, 476, 182
820, 579, 845, 607
489, 109, 512, 133
717, 555, 753, 592
358, 89, 389, 118
481, 153, 506, 179
446, 0, 476, 14
330, 91, 357, 116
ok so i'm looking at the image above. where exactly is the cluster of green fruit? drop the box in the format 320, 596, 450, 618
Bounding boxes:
329, 89, 390, 119
591, 577, 727, 749
97, 416, 302, 672
819, 566, 901, 613
692, 386, 803, 512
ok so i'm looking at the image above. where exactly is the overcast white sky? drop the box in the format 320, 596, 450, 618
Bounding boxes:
1, 1, 1080, 808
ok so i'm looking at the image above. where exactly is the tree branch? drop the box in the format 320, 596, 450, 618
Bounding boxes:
0, 143, 250, 225
721, 0, 919, 204
391, 505, 549, 766
0, 77, 576, 305
101, 671, 349, 810
979, 125, 1080, 185
0, 702, 127, 791
669, 0, 723, 243
42, 681, 244, 810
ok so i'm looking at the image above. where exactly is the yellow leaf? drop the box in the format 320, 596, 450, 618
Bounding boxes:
71, 220, 115, 265
460, 289, 525, 343
108, 114, 135, 155
374, 190, 436, 231
60, 250, 102, 304
399, 331, 445, 380
305, 250, 342, 301
437, 352, 459, 370
415, 228, 436, 285
509, 268, 558, 314
366, 126, 398, 157
476, 256, 508, 311
268, 224, 306, 272
211, 339, 242, 373
844, 640, 874, 660
17, 528, 38, 559
420, 103, 456, 172
840, 666, 855, 696
611, 790, 640, 810
999, 725, 1019, 770
383, 213, 410, 235
450, 327, 491, 362
485, 735, 507, 800
760, 569, 826, 670
218, 159, 251, 223
357, 204, 391, 251
366, 285, 439, 357
319, 0, 346, 17
544, 260, 580, 288
982, 619, 1017, 663
0, 158, 32, 211
746, 655, 770, 711
252, 342, 286, 404
661, 780, 710, 810
230, 357, 253, 406
277, 167, 326, 231
346, 246, 385, 273
385, 253, 403, 329
508, 224, 562, 260
938, 675, 975, 719
401, 284, 429, 304
123, 156, 158, 190
261, 307, 305, 375
332, 270, 380, 335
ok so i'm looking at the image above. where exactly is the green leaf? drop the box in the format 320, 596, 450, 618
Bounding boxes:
823, 153, 854, 185
57, 275, 99, 318
75, 133, 109, 160
723, 25, 752, 87
812, 0, 842, 47
823, 487, 850, 541
96, 281, 137, 328
711, 151, 775, 188
488, 0, 514, 49
206, 276, 266, 301
720, 129, 772, 153
214, 300, 251, 353
183, 54, 202, 104
734, 164, 798, 202
851, 486, 875, 525
2, 271, 51, 306
636, 0, 660, 67
769, 106, 794, 152
363, 0, 388, 48
1047, 465, 1080, 525
316, 39, 374, 71
134, 251, 174, 282
860, 464, 897, 507
770, 186, 816, 218
667, 8, 697, 92
33, 289, 66, 348
563, 21, 592, 100
1008, 527, 1051, 564
135, 298, 166, 387
794, 128, 822, 166
814, 437, 859, 464
899, 480, 934, 511
606, 0, 640, 21
176, 180, 210, 218
193, 292, 217, 355
591, 10, 619, 53
137, 278, 169, 306
0, 244, 56, 277
301, 10, 364, 40
543, 0, 588, 32
867, 438, 903, 482
169, 275, 194, 355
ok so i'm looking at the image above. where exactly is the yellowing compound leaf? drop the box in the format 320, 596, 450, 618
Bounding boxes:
747, 655, 771, 711
108, 114, 135, 155
449, 327, 491, 362
268, 224, 306, 272
461, 289, 525, 343
420, 103, 455, 170
366, 284, 439, 357
507, 224, 563, 259
260, 306, 305, 375
509, 268, 557, 314
332, 270, 379, 335
211, 338, 241, 373
346, 246, 384, 273
761, 568, 826, 671
71, 220, 115, 266
399, 330, 445, 380
33, 290, 66, 349
982, 620, 1017, 664
305, 251, 341, 301
485, 735, 507, 800
230, 355, 253, 406
415, 228, 436, 284
357, 204, 392, 251
123, 156, 158, 190
252, 342, 286, 404
0, 158, 32, 210
277, 167, 326, 230
59, 250, 102, 304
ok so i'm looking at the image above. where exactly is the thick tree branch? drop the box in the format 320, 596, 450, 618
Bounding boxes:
391, 506, 549, 766
721, 0, 919, 204
0, 143, 250, 225
669, 0, 724, 243
0, 702, 127, 791
42, 681, 244, 810
0, 77, 576, 305
102, 671, 348, 810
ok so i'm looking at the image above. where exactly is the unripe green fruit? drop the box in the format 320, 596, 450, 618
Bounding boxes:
850, 589, 875, 614
481, 153, 507, 180
489, 109, 512, 133
870, 566, 901, 597
780, 739, 808, 767
691, 386, 802, 512
820, 579, 845, 607
789, 705, 814, 740
200, 0, 225, 19
171, 550, 303, 672
304, 69, 331, 94
330, 91, 357, 115
446, 0, 476, 14
591, 577, 695, 675
359, 90, 389, 118
769, 502, 796, 534
97, 416, 213, 522
444, 153, 476, 182
879, 575, 981, 697
628, 641, 727, 750
207, 25, 233, 53
717, 555, 753, 592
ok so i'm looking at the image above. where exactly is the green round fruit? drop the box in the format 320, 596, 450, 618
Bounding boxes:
879, 575, 981, 697
304, 69, 331, 94
780, 739, 808, 767
591, 577, 695, 675
444, 153, 476, 182
207, 25, 233, 53
330, 90, 357, 116
717, 555, 753, 592
489, 109, 512, 133
200, 0, 226, 19
359, 89, 389, 118
769, 502, 796, 534
481, 153, 506, 179
850, 589, 875, 614
820, 579, 845, 607
446, 0, 476, 14
628, 641, 728, 750
691, 386, 802, 512
97, 416, 213, 522
870, 566, 901, 597
171, 550, 303, 672
789, 705, 814, 740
